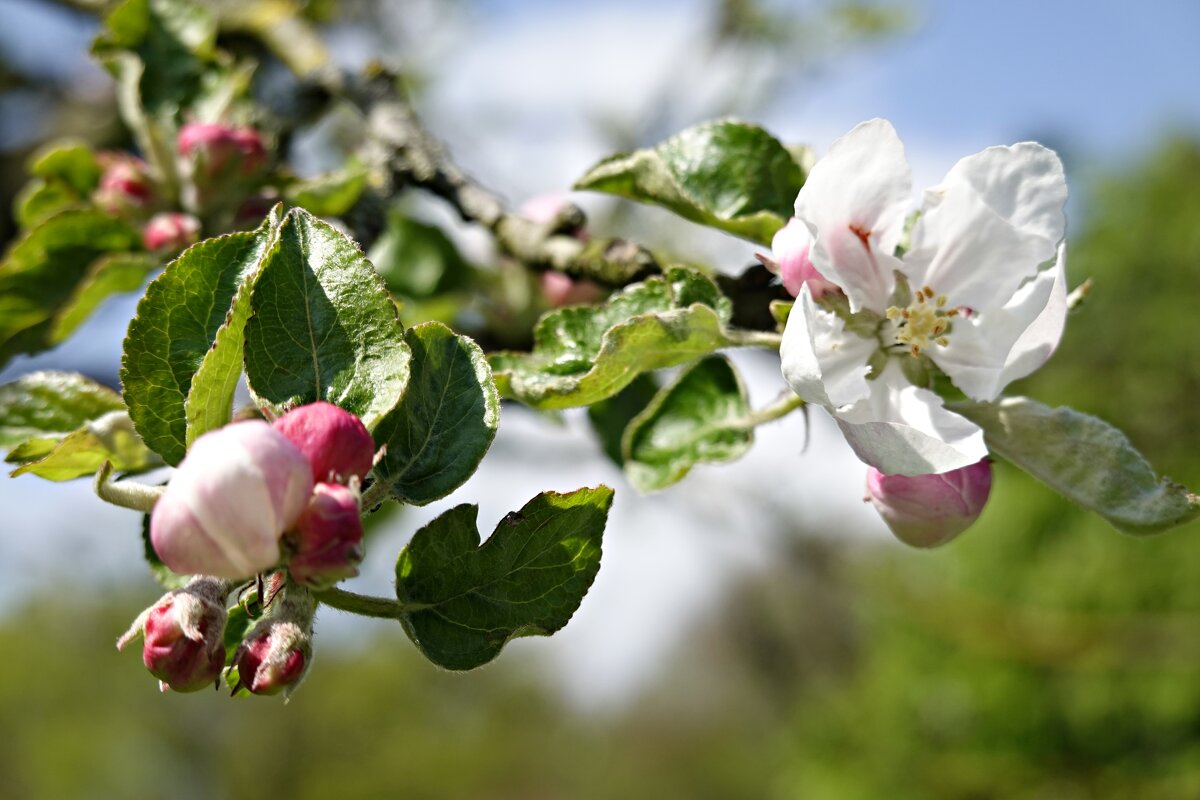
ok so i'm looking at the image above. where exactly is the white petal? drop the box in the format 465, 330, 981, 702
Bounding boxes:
794, 119, 911, 311
931, 246, 1067, 401
780, 286, 876, 408
905, 142, 1067, 311
833, 362, 987, 475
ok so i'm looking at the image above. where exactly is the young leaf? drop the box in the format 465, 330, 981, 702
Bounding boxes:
30, 140, 102, 194
586, 373, 660, 466
284, 163, 368, 218
243, 208, 410, 428
490, 267, 733, 409
395, 487, 613, 670
368, 211, 475, 299
7, 410, 160, 481
122, 225, 275, 464
0, 371, 123, 448
575, 119, 805, 245
372, 322, 500, 505
952, 397, 1200, 534
15, 180, 81, 228
0, 210, 140, 368
50, 253, 159, 345
623, 355, 754, 492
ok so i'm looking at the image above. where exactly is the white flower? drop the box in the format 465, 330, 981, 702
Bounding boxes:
780, 119, 1069, 476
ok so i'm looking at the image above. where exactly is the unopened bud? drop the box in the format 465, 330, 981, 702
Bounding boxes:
866, 458, 993, 548
150, 421, 314, 579
540, 270, 605, 307
288, 482, 364, 589
273, 402, 375, 485
232, 585, 314, 697
142, 212, 201, 252
93, 154, 154, 216
117, 577, 231, 692
766, 217, 839, 299
178, 122, 267, 178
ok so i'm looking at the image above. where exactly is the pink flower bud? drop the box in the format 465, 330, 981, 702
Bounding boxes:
117, 578, 229, 692
866, 458, 993, 548
178, 122, 267, 177
93, 154, 154, 215
150, 421, 314, 579
287, 482, 364, 589
272, 402, 375, 485
769, 217, 839, 299
540, 270, 605, 307
142, 212, 201, 252
233, 621, 309, 696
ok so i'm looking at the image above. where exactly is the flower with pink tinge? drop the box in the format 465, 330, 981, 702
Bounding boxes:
117, 578, 229, 692
767, 217, 840, 299
93, 154, 154, 215
287, 482, 364, 589
866, 457, 993, 548
150, 421, 314, 579
142, 212, 201, 252
273, 401, 375, 485
178, 122, 267, 177
234, 621, 309, 696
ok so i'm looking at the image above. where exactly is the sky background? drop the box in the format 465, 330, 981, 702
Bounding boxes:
1, 0, 1198, 708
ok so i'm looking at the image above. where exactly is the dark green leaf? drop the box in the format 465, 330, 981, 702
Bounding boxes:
575, 119, 804, 244
490, 267, 732, 409
0, 371, 123, 448
244, 208, 410, 428
0, 210, 140, 368
368, 212, 475, 299
372, 322, 499, 505
952, 397, 1200, 534
586, 373, 659, 466
8, 410, 161, 481
122, 224, 275, 465
395, 486, 612, 670
623, 355, 753, 492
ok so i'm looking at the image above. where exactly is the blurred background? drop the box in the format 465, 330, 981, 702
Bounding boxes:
2, 0, 1200, 797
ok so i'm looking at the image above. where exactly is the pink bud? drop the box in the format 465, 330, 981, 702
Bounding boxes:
178, 122, 267, 177
540, 270, 605, 308
287, 482, 364, 589
272, 402, 375, 485
118, 579, 229, 693
233, 621, 308, 696
93, 154, 154, 215
770, 217, 839, 299
866, 458, 993, 548
150, 421, 314, 579
142, 212, 201, 252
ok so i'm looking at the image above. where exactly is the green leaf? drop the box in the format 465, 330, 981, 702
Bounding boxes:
30, 140, 102, 194
623, 355, 754, 492
0, 210, 140, 368
368, 212, 475, 299
244, 208, 410, 428
0, 371, 123, 448
8, 410, 161, 481
122, 223, 276, 465
15, 180, 81, 228
952, 397, 1200, 534
50, 253, 160, 345
372, 322, 499, 505
490, 267, 732, 409
586, 373, 659, 466
769, 299, 793, 331
284, 163, 368, 218
574, 119, 805, 244
395, 486, 613, 670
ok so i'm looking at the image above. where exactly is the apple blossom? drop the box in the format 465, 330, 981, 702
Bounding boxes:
273, 401, 375, 485
117, 577, 231, 692
93, 154, 154, 215
760, 217, 839, 299
150, 420, 314, 579
231, 586, 315, 697
866, 458, 993, 547
177, 122, 267, 177
780, 119, 1069, 476
287, 482, 364, 589
142, 212, 201, 252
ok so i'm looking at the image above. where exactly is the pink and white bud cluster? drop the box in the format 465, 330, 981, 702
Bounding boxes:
866, 458, 993, 548
762, 217, 840, 300
117, 577, 231, 692
150, 403, 373, 586
93, 154, 155, 216
178, 122, 267, 178
142, 212, 201, 252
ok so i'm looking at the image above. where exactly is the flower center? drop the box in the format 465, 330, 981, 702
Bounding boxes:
885, 286, 959, 357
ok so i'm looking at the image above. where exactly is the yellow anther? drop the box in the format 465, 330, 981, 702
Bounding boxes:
936, 295, 947, 308
885, 284, 957, 358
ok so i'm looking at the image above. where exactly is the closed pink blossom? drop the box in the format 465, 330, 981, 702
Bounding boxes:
233, 622, 308, 696
287, 482, 364, 589
178, 121, 267, 177
273, 402, 375, 485
866, 458, 993, 548
117, 578, 229, 692
142, 212, 201, 252
150, 421, 314, 578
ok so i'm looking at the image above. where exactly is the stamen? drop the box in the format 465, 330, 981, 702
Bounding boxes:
884, 284, 959, 358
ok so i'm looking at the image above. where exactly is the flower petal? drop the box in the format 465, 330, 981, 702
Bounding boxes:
833, 362, 987, 475
794, 119, 911, 311
931, 246, 1067, 401
780, 285, 876, 408
905, 142, 1067, 311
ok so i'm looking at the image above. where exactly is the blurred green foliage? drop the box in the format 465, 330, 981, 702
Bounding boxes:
3, 137, 1200, 798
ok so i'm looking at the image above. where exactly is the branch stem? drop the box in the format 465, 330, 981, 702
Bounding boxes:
314, 586, 428, 619
724, 328, 784, 349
